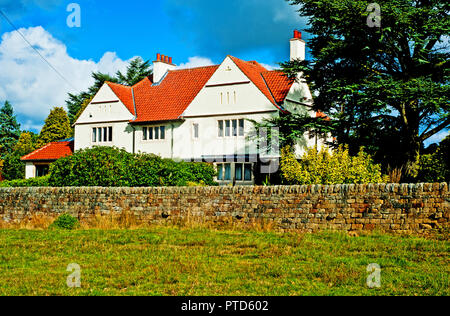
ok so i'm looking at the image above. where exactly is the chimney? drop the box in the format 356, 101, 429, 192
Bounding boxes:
290, 30, 306, 61
153, 53, 176, 83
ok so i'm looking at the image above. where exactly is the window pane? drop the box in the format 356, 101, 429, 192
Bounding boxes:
244, 164, 252, 181
143, 127, 147, 140
225, 120, 231, 137
92, 128, 97, 142
232, 120, 238, 136
217, 164, 223, 181
154, 127, 159, 140
194, 124, 199, 138
160, 126, 165, 140
98, 128, 102, 142
235, 164, 243, 181
239, 119, 244, 136
103, 127, 108, 142
149, 127, 153, 140
224, 164, 231, 180
218, 121, 224, 137
108, 127, 113, 142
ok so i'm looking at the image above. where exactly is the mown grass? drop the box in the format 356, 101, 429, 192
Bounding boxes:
0, 227, 448, 296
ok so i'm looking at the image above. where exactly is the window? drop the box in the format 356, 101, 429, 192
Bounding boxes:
244, 164, 252, 181
217, 164, 224, 181
143, 126, 166, 141
218, 119, 245, 138
218, 121, 224, 137
239, 119, 244, 136
193, 124, 199, 139
36, 165, 49, 177
232, 120, 238, 137
225, 120, 231, 137
235, 163, 243, 181
92, 126, 113, 143
224, 164, 231, 181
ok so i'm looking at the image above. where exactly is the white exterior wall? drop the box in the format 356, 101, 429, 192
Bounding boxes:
25, 162, 36, 179
74, 83, 135, 152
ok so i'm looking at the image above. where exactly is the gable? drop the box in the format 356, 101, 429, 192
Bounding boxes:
182, 57, 280, 117
75, 83, 135, 125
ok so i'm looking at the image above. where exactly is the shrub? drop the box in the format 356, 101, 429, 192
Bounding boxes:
0, 175, 50, 187
418, 135, 449, 183
49, 214, 79, 230
281, 145, 387, 185
1, 153, 25, 181
48, 146, 217, 187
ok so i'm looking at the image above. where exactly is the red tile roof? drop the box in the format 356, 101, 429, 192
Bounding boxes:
106, 82, 136, 116
261, 70, 295, 104
21, 140, 74, 162
132, 66, 219, 123
102, 56, 296, 124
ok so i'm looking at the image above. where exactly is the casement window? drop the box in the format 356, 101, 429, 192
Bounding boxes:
143, 126, 166, 141
218, 119, 245, 138
92, 126, 113, 143
216, 163, 253, 182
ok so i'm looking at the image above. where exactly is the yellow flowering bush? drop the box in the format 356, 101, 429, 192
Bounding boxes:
281, 145, 387, 185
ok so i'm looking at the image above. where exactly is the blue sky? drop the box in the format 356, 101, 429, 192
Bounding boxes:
0, 0, 308, 133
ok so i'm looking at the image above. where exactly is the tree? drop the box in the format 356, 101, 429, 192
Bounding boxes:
36, 107, 72, 148
0, 101, 21, 156
283, 0, 449, 179
1, 153, 25, 181
14, 132, 35, 157
417, 134, 450, 182
116, 57, 153, 86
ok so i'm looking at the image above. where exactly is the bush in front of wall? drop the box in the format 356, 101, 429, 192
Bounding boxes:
49, 214, 79, 230
48, 146, 217, 187
0, 175, 50, 187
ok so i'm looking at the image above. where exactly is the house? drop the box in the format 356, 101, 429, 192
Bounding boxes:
23, 31, 327, 183
22, 138, 74, 179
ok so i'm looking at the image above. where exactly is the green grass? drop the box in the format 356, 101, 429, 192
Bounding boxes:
0, 227, 448, 296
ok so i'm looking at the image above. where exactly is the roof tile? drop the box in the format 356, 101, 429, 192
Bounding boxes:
21, 141, 74, 161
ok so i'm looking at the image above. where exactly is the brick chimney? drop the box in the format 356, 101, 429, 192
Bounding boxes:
153, 53, 176, 83
290, 30, 306, 61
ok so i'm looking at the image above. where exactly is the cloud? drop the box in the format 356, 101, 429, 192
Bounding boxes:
0, 26, 131, 132
163, 0, 308, 59
177, 56, 214, 69
424, 129, 449, 146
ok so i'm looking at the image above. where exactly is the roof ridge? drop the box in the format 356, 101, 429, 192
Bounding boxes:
170, 64, 219, 72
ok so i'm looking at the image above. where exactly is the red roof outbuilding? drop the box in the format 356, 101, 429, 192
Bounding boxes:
21, 140, 74, 162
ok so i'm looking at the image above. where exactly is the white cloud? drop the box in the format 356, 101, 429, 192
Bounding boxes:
0, 26, 132, 131
424, 129, 449, 146
177, 56, 215, 69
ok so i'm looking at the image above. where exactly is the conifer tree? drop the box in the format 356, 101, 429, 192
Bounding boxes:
36, 107, 72, 148
0, 101, 21, 156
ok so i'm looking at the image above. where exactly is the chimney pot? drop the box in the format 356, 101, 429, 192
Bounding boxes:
157, 53, 161, 61
168, 57, 172, 64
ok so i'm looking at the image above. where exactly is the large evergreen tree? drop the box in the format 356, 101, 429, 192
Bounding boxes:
36, 107, 72, 148
14, 132, 35, 157
116, 57, 153, 86
0, 101, 21, 156
282, 0, 449, 179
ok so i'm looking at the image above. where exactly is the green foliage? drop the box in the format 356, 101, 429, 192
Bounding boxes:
281, 145, 387, 185
36, 107, 72, 148
1, 153, 25, 181
49, 214, 79, 230
0, 175, 50, 187
14, 132, 35, 157
116, 57, 153, 86
48, 146, 217, 187
418, 135, 450, 182
284, 0, 450, 178
0, 101, 21, 156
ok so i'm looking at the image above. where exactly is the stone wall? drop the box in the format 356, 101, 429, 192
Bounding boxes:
0, 183, 448, 233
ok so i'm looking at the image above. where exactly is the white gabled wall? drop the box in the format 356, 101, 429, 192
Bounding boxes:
74, 84, 135, 152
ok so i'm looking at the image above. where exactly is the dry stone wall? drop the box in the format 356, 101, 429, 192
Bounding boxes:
0, 183, 448, 233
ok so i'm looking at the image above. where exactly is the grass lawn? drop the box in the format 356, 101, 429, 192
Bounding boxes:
0, 227, 448, 296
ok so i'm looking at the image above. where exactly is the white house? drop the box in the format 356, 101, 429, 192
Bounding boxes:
23, 31, 327, 183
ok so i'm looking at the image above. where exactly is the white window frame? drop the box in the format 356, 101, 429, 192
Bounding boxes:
142, 125, 167, 142
92, 126, 113, 144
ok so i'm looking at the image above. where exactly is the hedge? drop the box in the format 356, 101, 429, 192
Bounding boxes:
0, 175, 50, 187
48, 146, 217, 187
